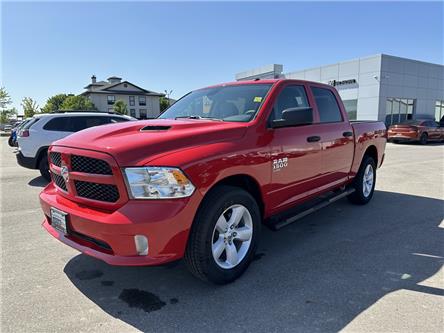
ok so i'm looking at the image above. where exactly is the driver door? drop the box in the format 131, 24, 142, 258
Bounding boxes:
267, 84, 323, 214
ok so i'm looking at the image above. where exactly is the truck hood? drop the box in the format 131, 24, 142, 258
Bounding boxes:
53, 119, 248, 166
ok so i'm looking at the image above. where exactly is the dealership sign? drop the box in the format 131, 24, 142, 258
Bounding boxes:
328, 79, 357, 87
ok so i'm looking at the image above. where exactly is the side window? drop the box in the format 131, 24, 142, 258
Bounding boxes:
272, 85, 309, 120
23, 118, 40, 129
312, 87, 343, 123
427, 121, 437, 127
70, 117, 88, 132
43, 117, 72, 132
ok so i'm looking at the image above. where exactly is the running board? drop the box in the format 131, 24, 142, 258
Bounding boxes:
270, 188, 355, 230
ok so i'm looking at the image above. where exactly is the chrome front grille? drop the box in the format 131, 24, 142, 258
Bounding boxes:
71, 155, 112, 175
49, 150, 121, 204
51, 172, 67, 191
50, 152, 62, 167
74, 181, 120, 203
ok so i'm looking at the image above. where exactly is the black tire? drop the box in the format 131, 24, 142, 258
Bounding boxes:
419, 133, 428, 145
347, 156, 376, 205
184, 185, 261, 284
8, 137, 14, 147
38, 152, 51, 182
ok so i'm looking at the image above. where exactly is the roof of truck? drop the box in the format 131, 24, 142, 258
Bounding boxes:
202, 78, 332, 90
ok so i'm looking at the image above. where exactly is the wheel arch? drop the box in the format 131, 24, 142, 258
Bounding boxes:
35, 146, 49, 168
203, 174, 265, 219
363, 145, 378, 165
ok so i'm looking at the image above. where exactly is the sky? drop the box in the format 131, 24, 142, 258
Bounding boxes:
2, 1, 443, 112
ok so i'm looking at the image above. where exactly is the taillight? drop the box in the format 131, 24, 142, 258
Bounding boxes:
21, 130, 29, 137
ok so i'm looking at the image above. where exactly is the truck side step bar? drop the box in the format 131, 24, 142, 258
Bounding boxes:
269, 188, 356, 230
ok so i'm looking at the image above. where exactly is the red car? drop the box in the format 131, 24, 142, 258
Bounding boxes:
388, 119, 444, 144
40, 79, 386, 284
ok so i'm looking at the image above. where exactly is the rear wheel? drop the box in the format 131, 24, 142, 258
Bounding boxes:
419, 133, 428, 145
348, 156, 376, 205
38, 152, 51, 182
184, 185, 261, 284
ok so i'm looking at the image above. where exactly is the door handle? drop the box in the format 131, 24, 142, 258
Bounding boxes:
307, 135, 321, 142
343, 131, 353, 137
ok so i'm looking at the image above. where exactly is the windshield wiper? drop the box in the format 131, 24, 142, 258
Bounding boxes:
175, 115, 223, 121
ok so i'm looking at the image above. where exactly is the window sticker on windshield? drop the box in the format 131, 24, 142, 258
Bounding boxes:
202, 96, 212, 114
253, 96, 263, 103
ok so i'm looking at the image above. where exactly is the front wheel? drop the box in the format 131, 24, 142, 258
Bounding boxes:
184, 185, 261, 284
348, 156, 376, 205
419, 133, 428, 145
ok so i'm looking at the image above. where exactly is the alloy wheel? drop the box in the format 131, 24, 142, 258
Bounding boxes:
362, 164, 374, 197
211, 204, 253, 269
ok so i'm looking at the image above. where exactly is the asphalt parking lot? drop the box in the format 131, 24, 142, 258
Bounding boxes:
1, 137, 443, 333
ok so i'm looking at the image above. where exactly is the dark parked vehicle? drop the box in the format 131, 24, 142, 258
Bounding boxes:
8, 120, 28, 147
388, 119, 444, 144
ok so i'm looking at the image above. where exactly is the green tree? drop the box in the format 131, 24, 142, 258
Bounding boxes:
41, 93, 69, 113
0, 87, 12, 110
60, 95, 97, 111
113, 99, 128, 115
0, 107, 17, 124
159, 97, 169, 113
21, 97, 40, 118
0, 87, 14, 124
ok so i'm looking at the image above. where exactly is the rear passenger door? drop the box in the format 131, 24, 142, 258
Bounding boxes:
309, 85, 355, 186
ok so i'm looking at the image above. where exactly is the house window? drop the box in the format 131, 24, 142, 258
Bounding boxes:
435, 100, 444, 122
107, 95, 115, 105
138, 96, 146, 106
139, 109, 147, 119
129, 96, 135, 106
130, 109, 136, 118
385, 98, 415, 126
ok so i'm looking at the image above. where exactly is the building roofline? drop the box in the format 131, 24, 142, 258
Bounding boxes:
81, 90, 164, 97
285, 53, 443, 76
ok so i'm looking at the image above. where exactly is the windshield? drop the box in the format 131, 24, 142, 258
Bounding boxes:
159, 84, 272, 122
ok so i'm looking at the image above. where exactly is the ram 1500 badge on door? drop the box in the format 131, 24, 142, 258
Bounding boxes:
40, 79, 386, 284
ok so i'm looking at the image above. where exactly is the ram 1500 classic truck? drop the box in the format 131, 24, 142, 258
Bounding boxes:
39, 79, 386, 284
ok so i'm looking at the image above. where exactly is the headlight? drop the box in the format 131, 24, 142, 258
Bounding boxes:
123, 167, 195, 199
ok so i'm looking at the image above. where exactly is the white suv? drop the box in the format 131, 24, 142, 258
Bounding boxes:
16, 112, 134, 180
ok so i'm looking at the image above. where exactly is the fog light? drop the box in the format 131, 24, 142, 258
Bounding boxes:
134, 235, 148, 256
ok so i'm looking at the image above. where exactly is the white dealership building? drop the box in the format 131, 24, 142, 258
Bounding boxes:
235, 54, 444, 126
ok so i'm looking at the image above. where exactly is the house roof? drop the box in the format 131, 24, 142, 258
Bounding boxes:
83, 79, 164, 97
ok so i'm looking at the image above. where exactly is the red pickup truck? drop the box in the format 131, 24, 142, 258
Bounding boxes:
39, 79, 386, 284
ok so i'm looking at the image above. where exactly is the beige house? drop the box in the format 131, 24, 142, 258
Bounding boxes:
81, 75, 164, 119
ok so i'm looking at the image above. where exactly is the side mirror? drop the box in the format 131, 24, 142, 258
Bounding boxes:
271, 107, 313, 128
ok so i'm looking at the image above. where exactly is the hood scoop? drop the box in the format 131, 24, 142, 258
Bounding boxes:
140, 125, 171, 131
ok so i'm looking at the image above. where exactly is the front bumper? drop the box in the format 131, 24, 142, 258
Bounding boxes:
16, 151, 36, 169
40, 183, 203, 266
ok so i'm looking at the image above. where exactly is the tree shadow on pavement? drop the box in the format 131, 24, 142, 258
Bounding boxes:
64, 190, 444, 332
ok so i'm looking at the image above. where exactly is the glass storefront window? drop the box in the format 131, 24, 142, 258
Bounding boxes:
385, 98, 415, 126
342, 99, 357, 120
435, 100, 444, 122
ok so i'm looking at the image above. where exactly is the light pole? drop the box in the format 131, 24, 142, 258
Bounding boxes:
164, 89, 173, 107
